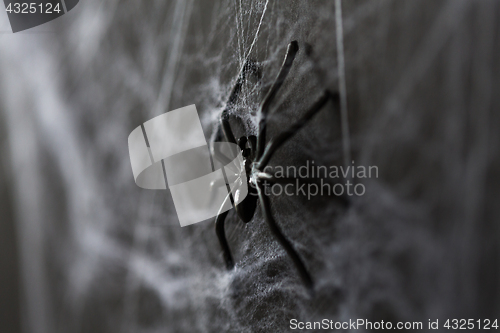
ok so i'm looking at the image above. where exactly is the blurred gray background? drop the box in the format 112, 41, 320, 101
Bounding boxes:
0, 0, 499, 332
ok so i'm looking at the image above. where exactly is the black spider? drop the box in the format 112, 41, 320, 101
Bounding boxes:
213, 41, 348, 293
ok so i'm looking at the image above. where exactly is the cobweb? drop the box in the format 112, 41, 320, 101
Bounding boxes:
0, 0, 499, 332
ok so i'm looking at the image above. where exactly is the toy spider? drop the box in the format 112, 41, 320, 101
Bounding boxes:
213, 41, 347, 293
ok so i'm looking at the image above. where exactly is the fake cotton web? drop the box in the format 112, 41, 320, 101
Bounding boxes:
0, 0, 499, 332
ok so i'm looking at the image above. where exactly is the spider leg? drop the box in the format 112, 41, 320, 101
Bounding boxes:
215, 210, 234, 270
215, 194, 235, 270
256, 182, 314, 293
218, 59, 261, 144
257, 91, 339, 169
256, 41, 299, 159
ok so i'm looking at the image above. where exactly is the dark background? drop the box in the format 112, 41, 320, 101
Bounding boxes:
0, 0, 499, 332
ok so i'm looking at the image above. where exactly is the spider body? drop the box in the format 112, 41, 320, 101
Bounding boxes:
214, 41, 347, 293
